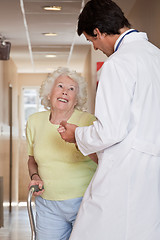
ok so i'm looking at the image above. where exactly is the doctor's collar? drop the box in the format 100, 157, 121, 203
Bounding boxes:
114, 29, 138, 52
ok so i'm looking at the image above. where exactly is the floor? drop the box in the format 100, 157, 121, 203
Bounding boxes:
0, 206, 35, 240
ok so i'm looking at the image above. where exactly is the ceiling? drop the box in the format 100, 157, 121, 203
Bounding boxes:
0, 0, 90, 73
0, 0, 160, 73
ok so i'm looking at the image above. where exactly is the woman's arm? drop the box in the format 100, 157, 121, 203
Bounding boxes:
75, 143, 98, 164
88, 153, 98, 164
28, 155, 44, 196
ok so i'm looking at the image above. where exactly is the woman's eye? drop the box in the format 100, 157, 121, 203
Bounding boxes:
58, 84, 63, 88
70, 87, 74, 91
69, 86, 75, 91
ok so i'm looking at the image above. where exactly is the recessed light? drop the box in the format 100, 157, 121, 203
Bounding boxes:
43, 33, 57, 37
45, 55, 56, 58
43, 6, 62, 11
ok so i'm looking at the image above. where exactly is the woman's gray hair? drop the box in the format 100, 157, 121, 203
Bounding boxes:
39, 67, 87, 111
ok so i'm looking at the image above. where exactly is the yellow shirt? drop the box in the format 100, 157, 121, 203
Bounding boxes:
26, 109, 97, 200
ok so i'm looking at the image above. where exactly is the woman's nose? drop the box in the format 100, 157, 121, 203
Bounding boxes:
62, 88, 67, 95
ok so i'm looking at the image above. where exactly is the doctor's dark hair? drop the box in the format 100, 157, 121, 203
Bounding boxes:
77, 0, 131, 37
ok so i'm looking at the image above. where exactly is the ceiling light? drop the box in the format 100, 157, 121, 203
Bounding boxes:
45, 55, 56, 58
43, 6, 62, 11
43, 33, 57, 37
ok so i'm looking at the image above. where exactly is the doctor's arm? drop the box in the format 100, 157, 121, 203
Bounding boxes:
58, 122, 98, 163
59, 60, 135, 156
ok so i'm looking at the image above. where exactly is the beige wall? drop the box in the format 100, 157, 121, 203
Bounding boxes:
0, 66, 48, 203
0, 59, 19, 203
91, 47, 108, 114
0, 62, 4, 124
83, 46, 108, 114
83, 48, 92, 113
82, 44, 108, 114
127, 0, 160, 48
18, 73, 48, 202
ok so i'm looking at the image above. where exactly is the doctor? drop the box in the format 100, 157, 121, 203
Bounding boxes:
58, 0, 160, 239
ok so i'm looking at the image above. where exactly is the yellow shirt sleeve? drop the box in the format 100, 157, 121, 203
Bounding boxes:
26, 119, 34, 156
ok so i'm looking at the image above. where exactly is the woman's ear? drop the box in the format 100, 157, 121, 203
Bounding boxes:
74, 97, 78, 107
47, 94, 50, 100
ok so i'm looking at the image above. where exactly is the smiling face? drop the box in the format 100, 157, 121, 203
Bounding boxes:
49, 74, 78, 114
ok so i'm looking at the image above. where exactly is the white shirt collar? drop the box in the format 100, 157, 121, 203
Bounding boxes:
114, 29, 148, 52
114, 29, 136, 52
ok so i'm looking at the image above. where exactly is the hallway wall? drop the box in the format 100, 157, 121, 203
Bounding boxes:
0, 59, 19, 203
18, 73, 48, 202
127, 0, 160, 49
1, 0, 160, 203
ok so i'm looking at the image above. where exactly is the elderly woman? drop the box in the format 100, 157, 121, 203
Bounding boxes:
26, 67, 97, 240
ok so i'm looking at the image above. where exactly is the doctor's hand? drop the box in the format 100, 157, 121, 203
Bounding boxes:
58, 121, 78, 143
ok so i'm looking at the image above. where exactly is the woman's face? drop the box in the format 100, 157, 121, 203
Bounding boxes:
49, 75, 78, 112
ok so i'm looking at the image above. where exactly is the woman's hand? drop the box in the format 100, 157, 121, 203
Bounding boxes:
28, 179, 44, 196
28, 155, 44, 196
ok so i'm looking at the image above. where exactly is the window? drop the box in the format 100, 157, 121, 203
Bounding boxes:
22, 87, 46, 137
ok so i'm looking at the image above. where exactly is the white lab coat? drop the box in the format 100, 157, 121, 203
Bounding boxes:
69, 30, 160, 240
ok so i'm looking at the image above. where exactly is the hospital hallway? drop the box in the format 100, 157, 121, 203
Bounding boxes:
0, 0, 160, 238
0, 206, 34, 240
